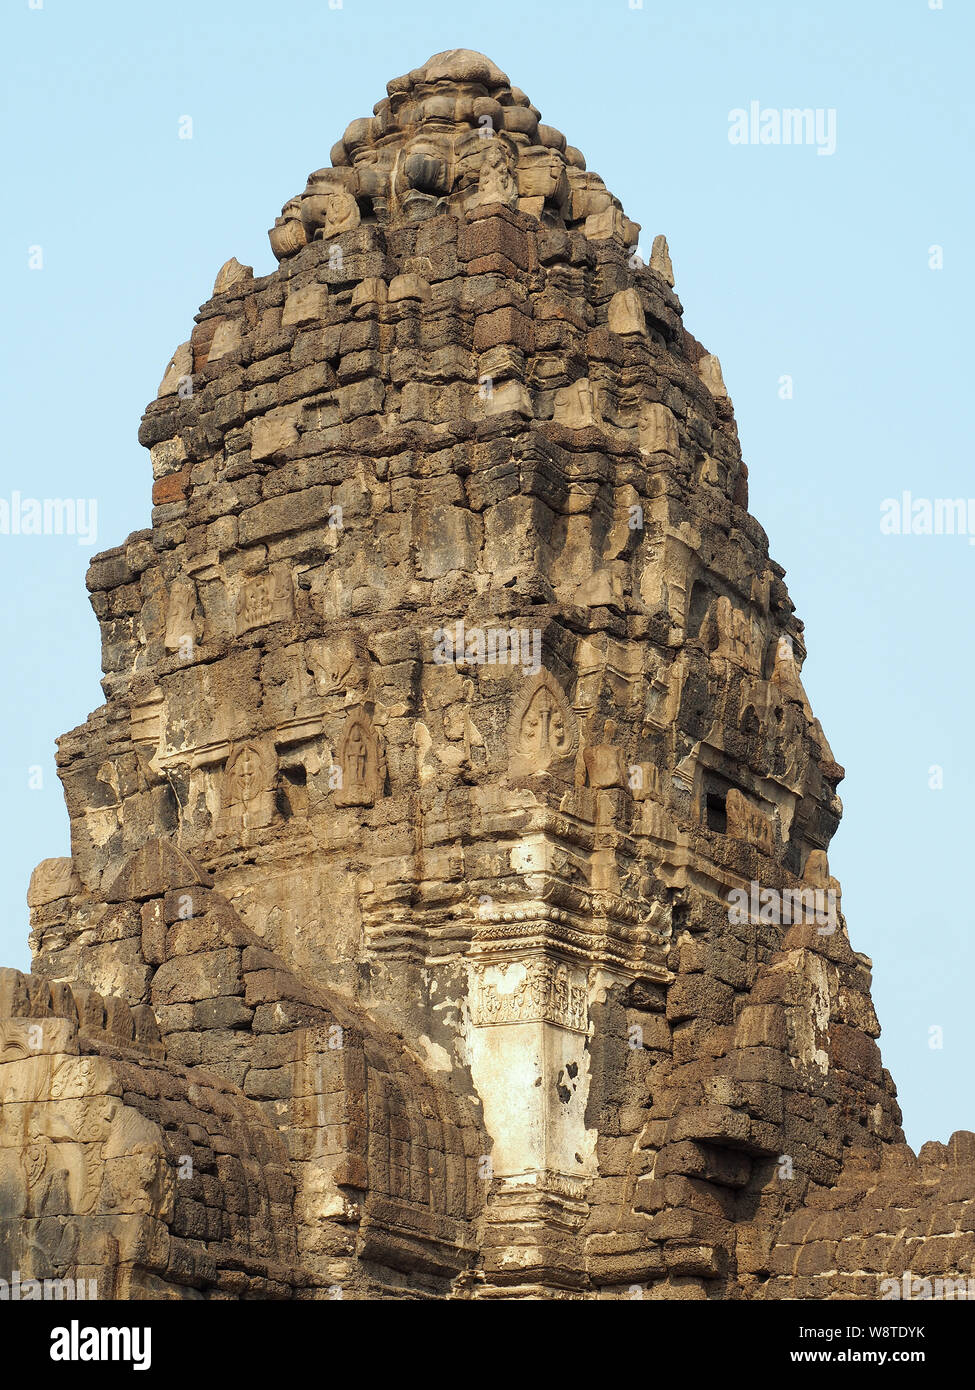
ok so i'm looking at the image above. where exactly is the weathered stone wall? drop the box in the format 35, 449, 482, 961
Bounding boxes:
2, 49, 971, 1299
0, 964, 296, 1298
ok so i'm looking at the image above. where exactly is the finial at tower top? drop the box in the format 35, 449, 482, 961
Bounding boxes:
267, 46, 655, 260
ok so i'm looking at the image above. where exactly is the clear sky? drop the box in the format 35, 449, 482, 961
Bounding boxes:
1, 0, 971, 1150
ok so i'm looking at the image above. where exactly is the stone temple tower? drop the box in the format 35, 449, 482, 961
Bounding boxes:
2, 49, 973, 1301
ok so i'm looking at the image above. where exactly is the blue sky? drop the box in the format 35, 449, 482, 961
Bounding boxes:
1, 0, 971, 1149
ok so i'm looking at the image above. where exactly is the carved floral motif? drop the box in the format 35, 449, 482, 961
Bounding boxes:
472, 958, 587, 1032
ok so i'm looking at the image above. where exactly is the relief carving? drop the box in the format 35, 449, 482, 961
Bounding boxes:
508, 671, 578, 775
236, 568, 294, 634
470, 139, 519, 209
268, 197, 309, 261
471, 958, 587, 1032
638, 401, 678, 456
164, 577, 200, 653
333, 712, 384, 807
516, 147, 567, 205
725, 787, 775, 855
300, 169, 361, 242
305, 632, 367, 698
553, 377, 600, 429
220, 740, 276, 833
399, 139, 452, 220
771, 633, 810, 709
26, 858, 82, 909
714, 596, 761, 673
0, 1052, 98, 1220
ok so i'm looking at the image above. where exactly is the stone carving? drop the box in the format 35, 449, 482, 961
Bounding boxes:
699, 352, 729, 398
483, 379, 532, 417
516, 147, 567, 205
305, 633, 365, 698
471, 140, 519, 209
509, 671, 578, 775
725, 787, 775, 854
213, 257, 252, 294
638, 401, 678, 456
239, 574, 275, 629
282, 284, 328, 328
0, 1049, 99, 1220
388, 273, 431, 303
236, 568, 294, 633
352, 276, 387, 308
471, 958, 587, 1032
553, 377, 600, 429
713, 595, 761, 672
608, 289, 646, 336
771, 632, 810, 708
398, 140, 451, 220
219, 740, 276, 833
650, 233, 674, 286
9, 47, 967, 1307
402, 141, 450, 196
333, 712, 383, 806
268, 197, 309, 261
300, 169, 361, 241
164, 576, 200, 652
27, 858, 81, 908
207, 318, 242, 362
158, 342, 192, 398
262, 48, 643, 265
739, 679, 808, 791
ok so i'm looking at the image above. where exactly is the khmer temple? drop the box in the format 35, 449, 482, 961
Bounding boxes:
2, 49, 972, 1301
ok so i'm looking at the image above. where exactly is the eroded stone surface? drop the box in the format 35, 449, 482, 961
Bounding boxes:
3, 49, 972, 1301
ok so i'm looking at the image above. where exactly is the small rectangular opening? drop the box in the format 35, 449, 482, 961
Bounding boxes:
705, 791, 727, 833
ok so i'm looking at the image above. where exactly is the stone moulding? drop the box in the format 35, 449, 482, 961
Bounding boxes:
470, 957, 588, 1032
6, 47, 973, 1302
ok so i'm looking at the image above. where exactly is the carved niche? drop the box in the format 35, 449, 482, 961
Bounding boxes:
219, 740, 276, 834
164, 577, 200, 653
469, 138, 519, 209
333, 712, 384, 807
508, 671, 578, 776
236, 568, 294, 635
